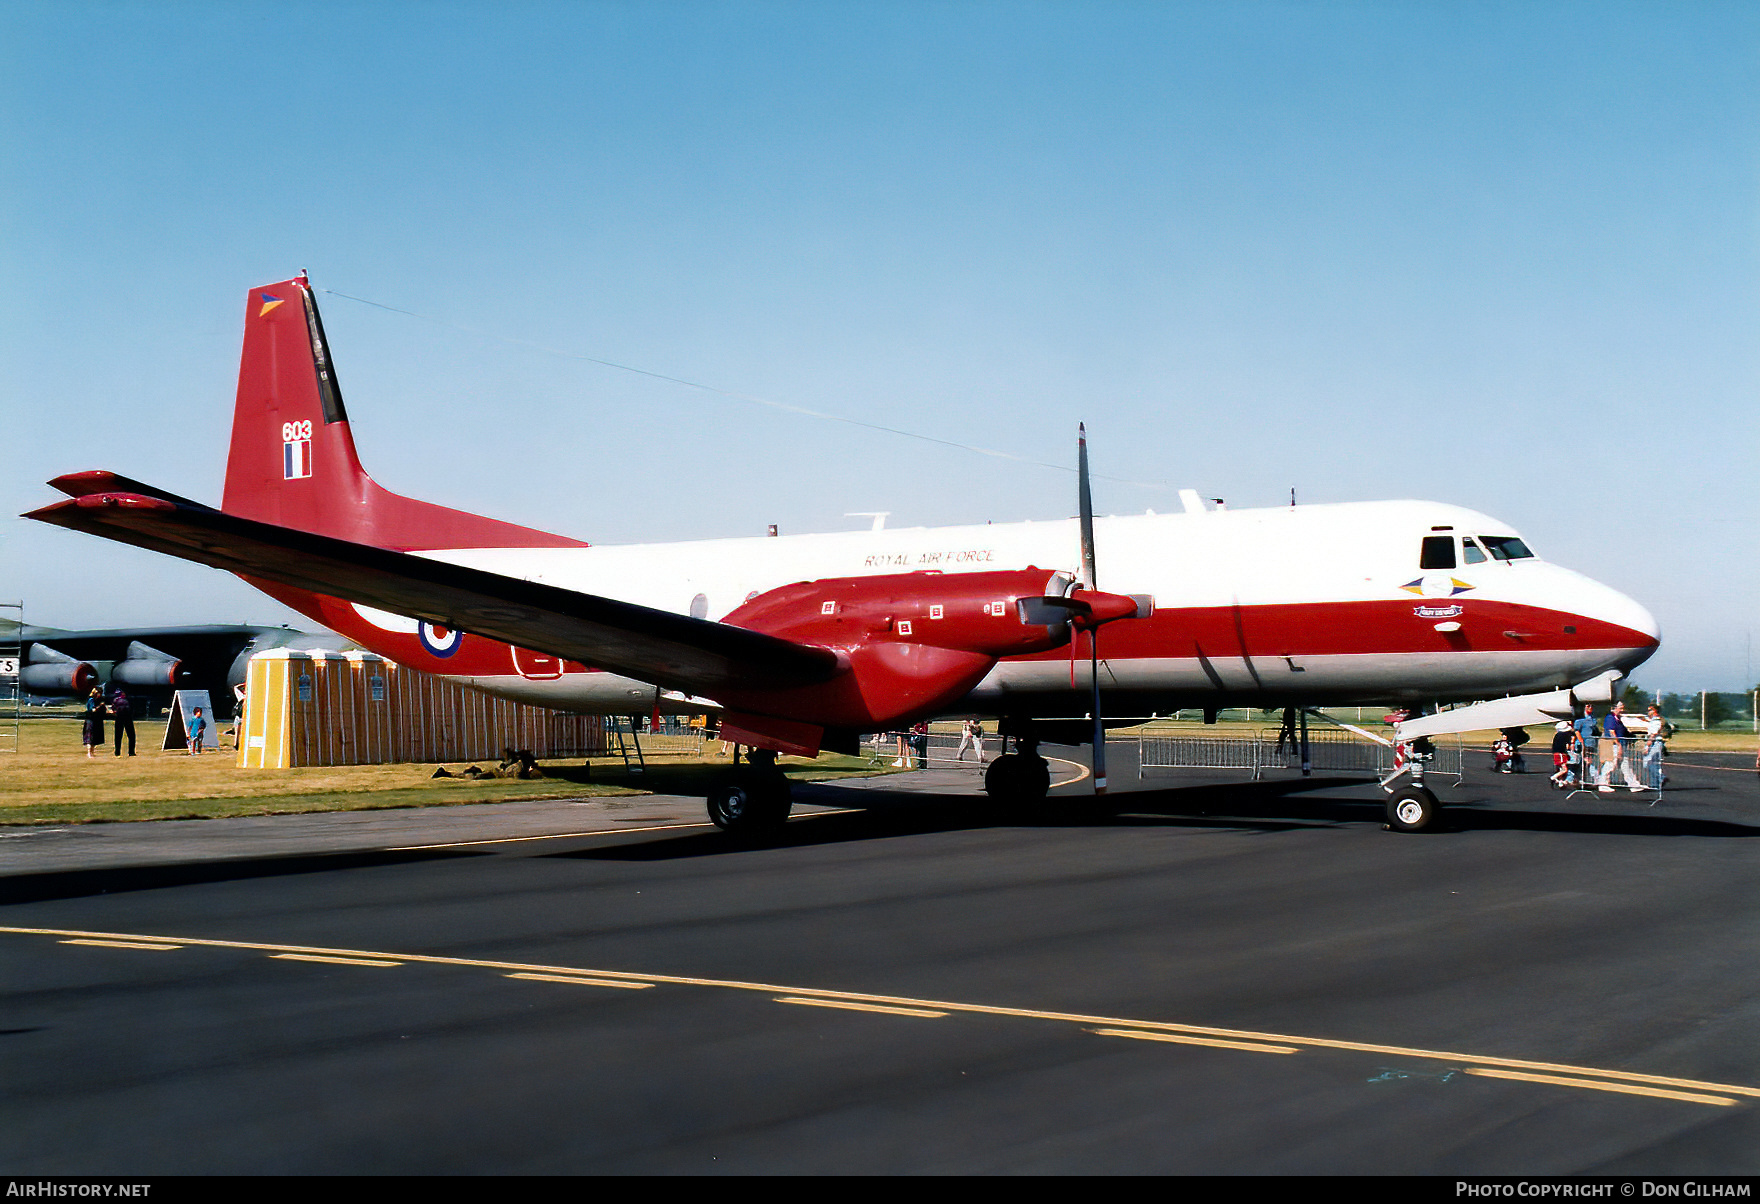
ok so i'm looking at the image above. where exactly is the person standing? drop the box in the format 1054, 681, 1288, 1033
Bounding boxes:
1641, 704, 1667, 790
955, 718, 985, 763
231, 681, 247, 750
1572, 705, 1598, 775
910, 721, 929, 769
81, 686, 106, 759
186, 705, 207, 756
110, 685, 136, 757
1597, 701, 1643, 792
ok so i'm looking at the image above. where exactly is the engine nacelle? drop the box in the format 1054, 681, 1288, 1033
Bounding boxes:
724, 568, 1080, 660
21, 646, 97, 696
110, 641, 182, 689
715, 568, 1150, 739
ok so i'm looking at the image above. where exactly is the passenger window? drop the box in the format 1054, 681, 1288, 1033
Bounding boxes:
1462, 539, 1487, 565
1419, 536, 1456, 570
1480, 536, 1534, 561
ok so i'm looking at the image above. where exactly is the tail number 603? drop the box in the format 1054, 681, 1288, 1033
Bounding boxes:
282, 420, 313, 441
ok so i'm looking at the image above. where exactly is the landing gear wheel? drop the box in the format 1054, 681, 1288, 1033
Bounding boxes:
707, 773, 793, 835
984, 754, 1051, 803
1384, 785, 1439, 833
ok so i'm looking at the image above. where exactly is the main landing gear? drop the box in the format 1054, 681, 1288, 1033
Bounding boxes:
707, 747, 793, 835
984, 722, 1051, 806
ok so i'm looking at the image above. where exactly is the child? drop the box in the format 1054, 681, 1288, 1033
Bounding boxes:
187, 706, 207, 755
1492, 733, 1515, 773
1550, 721, 1575, 789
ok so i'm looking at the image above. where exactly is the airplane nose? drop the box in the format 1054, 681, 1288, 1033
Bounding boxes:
1526, 563, 1660, 673
1626, 595, 1661, 647
1577, 576, 1661, 670
1602, 585, 1659, 646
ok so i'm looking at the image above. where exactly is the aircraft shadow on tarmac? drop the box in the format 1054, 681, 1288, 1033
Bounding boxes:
559, 775, 1760, 861
0, 847, 490, 907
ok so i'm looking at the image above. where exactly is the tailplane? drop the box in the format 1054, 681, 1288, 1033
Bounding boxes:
221, 275, 585, 552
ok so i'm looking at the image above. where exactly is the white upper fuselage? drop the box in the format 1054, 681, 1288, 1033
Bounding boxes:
329, 498, 1658, 717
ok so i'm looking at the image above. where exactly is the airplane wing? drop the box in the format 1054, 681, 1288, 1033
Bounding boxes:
24, 488, 843, 695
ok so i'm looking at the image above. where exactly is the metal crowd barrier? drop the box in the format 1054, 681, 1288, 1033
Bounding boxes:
1564, 734, 1664, 803
864, 726, 1454, 781
1137, 734, 1261, 775
1263, 728, 1390, 774
864, 730, 995, 769
1139, 727, 1462, 783
856, 722, 1667, 806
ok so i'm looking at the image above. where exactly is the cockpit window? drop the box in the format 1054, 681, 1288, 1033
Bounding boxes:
1462, 538, 1488, 565
1479, 535, 1534, 561
1419, 536, 1456, 570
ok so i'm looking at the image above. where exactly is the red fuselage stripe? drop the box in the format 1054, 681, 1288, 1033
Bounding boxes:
252, 582, 1653, 680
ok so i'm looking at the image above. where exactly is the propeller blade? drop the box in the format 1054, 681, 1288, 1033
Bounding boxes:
1078, 423, 1097, 591
1078, 424, 1106, 793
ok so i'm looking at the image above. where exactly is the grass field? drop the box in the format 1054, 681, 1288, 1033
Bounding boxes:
0, 717, 895, 826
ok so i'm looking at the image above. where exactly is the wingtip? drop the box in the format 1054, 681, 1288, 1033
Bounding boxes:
24, 492, 178, 524
48, 470, 122, 498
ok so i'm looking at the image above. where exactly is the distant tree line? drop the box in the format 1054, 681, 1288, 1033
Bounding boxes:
1619, 685, 1758, 727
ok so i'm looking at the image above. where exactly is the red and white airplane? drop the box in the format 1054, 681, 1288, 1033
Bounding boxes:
28, 275, 1659, 831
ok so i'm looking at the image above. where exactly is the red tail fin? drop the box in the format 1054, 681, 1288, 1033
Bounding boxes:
221, 276, 586, 552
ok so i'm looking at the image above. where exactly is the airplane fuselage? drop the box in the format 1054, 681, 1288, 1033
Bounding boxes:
294, 498, 1658, 720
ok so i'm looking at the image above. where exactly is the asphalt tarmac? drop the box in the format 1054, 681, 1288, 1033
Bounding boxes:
1, 746, 1756, 1174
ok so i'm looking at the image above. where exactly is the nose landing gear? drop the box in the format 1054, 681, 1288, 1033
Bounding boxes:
1382, 736, 1442, 832
1385, 784, 1439, 833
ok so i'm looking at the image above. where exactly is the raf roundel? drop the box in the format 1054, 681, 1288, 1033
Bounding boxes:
418, 623, 462, 658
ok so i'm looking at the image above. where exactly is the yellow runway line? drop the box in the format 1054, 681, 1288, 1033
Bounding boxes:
13, 923, 1755, 1104
1092, 1027, 1298, 1054
1045, 756, 1090, 788
269, 953, 401, 967
59, 939, 181, 951
1465, 1067, 1737, 1107
506, 972, 653, 989
775, 996, 948, 1018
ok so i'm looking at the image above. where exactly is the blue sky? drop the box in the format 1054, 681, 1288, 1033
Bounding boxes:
3, 1, 1755, 690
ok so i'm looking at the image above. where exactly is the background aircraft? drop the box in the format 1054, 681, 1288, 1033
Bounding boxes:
3, 619, 358, 718
27, 276, 1660, 832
